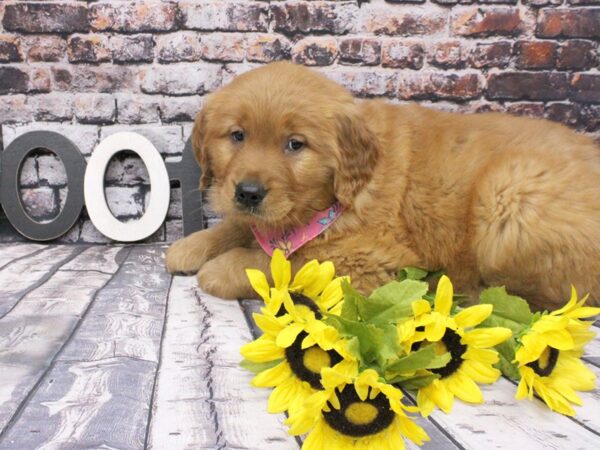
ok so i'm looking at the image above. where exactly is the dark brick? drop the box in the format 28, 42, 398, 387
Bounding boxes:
524, 0, 563, 5
429, 41, 465, 68
292, 37, 338, 66
452, 7, 523, 37
339, 38, 381, 65
398, 73, 483, 100
581, 105, 600, 132
568, 0, 600, 4
67, 35, 111, 63
51, 66, 135, 92
537, 8, 600, 38
487, 72, 569, 101
90, 1, 178, 32
571, 74, 600, 103
273, 2, 357, 35
546, 103, 582, 128
0, 36, 21, 63
382, 40, 424, 69
478, 0, 519, 3
514, 41, 556, 69
0, 67, 29, 94
3, 3, 88, 33
111, 35, 155, 63
246, 35, 291, 63
506, 103, 544, 118
469, 41, 512, 68
386, 0, 426, 3
24, 36, 66, 62
556, 40, 597, 70
361, 8, 446, 35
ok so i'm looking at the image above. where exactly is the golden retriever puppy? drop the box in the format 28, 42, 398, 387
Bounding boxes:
166, 61, 600, 310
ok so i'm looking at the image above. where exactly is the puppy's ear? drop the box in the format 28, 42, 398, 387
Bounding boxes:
334, 105, 379, 207
192, 108, 212, 190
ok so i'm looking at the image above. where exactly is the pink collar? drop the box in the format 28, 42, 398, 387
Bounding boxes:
251, 202, 345, 257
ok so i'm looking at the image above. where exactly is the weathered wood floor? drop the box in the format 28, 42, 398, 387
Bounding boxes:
0, 243, 599, 450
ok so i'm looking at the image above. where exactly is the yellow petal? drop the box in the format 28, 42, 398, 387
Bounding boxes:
304, 261, 335, 298
291, 259, 319, 290
253, 312, 286, 336
434, 275, 453, 316
454, 304, 493, 328
397, 416, 430, 446
424, 313, 446, 342
267, 378, 297, 413
416, 387, 436, 417
460, 360, 501, 384
462, 347, 499, 365
271, 249, 291, 289
461, 327, 512, 348
252, 361, 292, 387
445, 372, 484, 404
240, 335, 284, 362
246, 268, 271, 303
276, 322, 305, 348
412, 299, 431, 317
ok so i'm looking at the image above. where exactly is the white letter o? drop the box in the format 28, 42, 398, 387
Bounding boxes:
84, 132, 170, 242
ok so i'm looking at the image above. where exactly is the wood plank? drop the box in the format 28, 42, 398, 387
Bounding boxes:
0, 245, 87, 317
583, 325, 600, 367
0, 246, 123, 436
0, 243, 45, 270
0, 245, 172, 450
58, 245, 171, 364
148, 277, 299, 450
403, 377, 600, 449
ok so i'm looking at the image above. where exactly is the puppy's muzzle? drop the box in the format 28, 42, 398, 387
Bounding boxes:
235, 180, 267, 209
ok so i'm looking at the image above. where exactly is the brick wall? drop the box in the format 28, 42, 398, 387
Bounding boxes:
0, 0, 598, 243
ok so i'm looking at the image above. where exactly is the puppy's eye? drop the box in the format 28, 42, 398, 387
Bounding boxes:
286, 139, 304, 152
231, 130, 244, 142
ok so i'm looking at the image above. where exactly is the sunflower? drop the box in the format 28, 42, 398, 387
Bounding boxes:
514, 286, 600, 416
287, 368, 429, 450
240, 306, 356, 416
397, 275, 512, 416
246, 248, 347, 318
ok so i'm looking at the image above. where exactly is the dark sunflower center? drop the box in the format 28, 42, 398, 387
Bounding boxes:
323, 386, 395, 437
285, 331, 342, 389
276, 292, 322, 319
527, 346, 559, 377
413, 328, 467, 378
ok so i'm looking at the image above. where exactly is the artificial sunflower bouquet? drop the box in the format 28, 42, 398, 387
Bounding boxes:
240, 250, 599, 449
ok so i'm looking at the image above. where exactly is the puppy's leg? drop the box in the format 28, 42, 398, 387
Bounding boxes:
196, 247, 272, 299
165, 219, 252, 274
471, 152, 600, 309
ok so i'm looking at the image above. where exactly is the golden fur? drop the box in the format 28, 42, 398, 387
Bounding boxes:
166, 62, 600, 309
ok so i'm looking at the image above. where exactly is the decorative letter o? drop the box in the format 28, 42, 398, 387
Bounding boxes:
84, 132, 170, 242
0, 131, 86, 241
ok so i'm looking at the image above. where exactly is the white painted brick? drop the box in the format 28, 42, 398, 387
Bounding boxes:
55, 220, 81, 243
160, 96, 202, 123
80, 219, 113, 244
139, 63, 222, 95
105, 155, 150, 185
115, 93, 160, 124
30, 93, 74, 121
37, 154, 68, 186
222, 62, 262, 85
167, 187, 182, 219
100, 124, 185, 155
2, 123, 100, 156
18, 156, 38, 186
74, 93, 116, 124
105, 186, 144, 217
19, 186, 56, 219
0, 95, 32, 124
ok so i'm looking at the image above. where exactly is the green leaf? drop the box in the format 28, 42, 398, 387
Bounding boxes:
494, 339, 520, 380
388, 373, 440, 390
359, 279, 429, 326
341, 280, 363, 321
386, 344, 451, 374
397, 267, 429, 281
239, 358, 283, 374
479, 287, 533, 326
326, 315, 386, 368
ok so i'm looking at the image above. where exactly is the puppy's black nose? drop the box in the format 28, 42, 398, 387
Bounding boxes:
235, 181, 267, 208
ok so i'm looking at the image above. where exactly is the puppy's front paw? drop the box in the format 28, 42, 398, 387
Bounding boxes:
196, 256, 254, 300
166, 231, 213, 274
